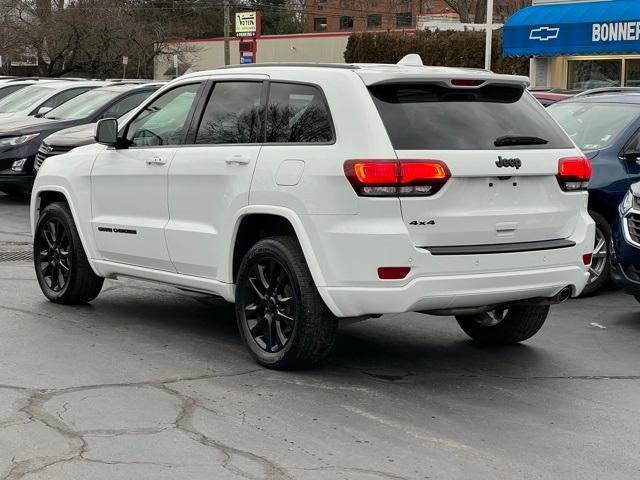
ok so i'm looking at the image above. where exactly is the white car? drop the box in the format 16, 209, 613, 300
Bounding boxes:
30, 57, 595, 369
0, 80, 104, 120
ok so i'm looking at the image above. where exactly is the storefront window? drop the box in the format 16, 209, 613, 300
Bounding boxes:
567, 60, 622, 90
626, 60, 640, 87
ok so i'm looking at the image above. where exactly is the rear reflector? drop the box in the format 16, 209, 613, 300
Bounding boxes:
583, 253, 593, 266
557, 157, 591, 191
378, 267, 411, 280
344, 160, 450, 197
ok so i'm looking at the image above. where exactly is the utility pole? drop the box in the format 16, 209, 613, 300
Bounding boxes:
484, 0, 494, 71
224, 0, 230, 66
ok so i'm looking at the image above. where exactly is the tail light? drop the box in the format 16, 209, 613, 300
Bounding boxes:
378, 267, 411, 280
557, 157, 591, 192
344, 160, 450, 197
583, 253, 593, 266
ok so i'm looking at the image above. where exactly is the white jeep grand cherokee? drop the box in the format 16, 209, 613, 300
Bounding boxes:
31, 58, 595, 369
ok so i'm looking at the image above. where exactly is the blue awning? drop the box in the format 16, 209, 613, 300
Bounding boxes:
503, 0, 640, 57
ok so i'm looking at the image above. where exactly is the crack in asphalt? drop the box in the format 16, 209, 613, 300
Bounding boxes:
0, 370, 297, 480
290, 466, 412, 480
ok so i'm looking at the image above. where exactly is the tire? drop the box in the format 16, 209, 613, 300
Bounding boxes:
456, 305, 550, 345
34, 202, 103, 305
580, 211, 611, 297
235, 236, 337, 370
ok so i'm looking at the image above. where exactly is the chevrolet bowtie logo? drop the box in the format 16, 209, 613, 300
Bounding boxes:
529, 26, 560, 41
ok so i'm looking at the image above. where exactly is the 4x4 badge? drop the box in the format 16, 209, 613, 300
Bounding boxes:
495, 156, 522, 169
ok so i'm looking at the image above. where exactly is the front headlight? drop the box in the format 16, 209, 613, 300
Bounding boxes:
0, 133, 40, 146
621, 190, 634, 215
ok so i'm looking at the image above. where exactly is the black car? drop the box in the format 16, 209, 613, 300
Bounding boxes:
0, 83, 160, 195
34, 84, 164, 173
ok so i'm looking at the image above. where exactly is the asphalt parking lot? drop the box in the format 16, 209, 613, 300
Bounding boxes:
1, 193, 639, 480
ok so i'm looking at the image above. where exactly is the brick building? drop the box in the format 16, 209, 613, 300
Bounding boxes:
305, 0, 455, 33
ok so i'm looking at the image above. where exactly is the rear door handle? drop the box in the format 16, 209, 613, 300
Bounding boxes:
226, 156, 251, 166
146, 156, 166, 166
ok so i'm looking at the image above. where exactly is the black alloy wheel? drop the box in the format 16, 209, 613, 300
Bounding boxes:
37, 218, 72, 293
242, 257, 296, 353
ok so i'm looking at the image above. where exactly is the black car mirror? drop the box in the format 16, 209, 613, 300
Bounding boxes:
95, 118, 119, 147
35, 106, 53, 118
622, 150, 640, 161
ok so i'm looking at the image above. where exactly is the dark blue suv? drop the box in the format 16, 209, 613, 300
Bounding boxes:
611, 182, 640, 300
548, 90, 640, 295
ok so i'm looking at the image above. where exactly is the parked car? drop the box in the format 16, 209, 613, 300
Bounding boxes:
0, 80, 39, 103
0, 83, 160, 195
0, 80, 104, 121
611, 182, 640, 299
548, 89, 640, 295
31, 58, 594, 369
531, 91, 574, 107
34, 83, 164, 173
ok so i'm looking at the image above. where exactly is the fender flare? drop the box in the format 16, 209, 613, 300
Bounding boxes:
32, 185, 101, 277
226, 205, 343, 316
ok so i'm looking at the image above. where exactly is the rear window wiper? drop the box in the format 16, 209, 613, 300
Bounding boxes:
494, 135, 549, 147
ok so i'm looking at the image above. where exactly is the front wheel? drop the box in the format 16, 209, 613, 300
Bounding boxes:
235, 236, 337, 370
456, 305, 550, 344
34, 202, 104, 304
580, 211, 611, 297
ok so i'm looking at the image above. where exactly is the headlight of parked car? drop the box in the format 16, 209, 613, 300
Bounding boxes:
0, 133, 40, 146
620, 190, 634, 215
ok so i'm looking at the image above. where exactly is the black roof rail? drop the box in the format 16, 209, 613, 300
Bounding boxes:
575, 87, 640, 97
105, 79, 155, 85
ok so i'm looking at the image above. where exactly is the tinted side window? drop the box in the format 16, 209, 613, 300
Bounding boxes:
195, 82, 264, 144
126, 83, 200, 147
41, 87, 92, 109
370, 84, 573, 150
105, 91, 154, 118
266, 83, 333, 143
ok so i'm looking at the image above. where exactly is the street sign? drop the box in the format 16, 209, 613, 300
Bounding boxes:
240, 55, 254, 64
236, 11, 257, 37
173, 54, 178, 70
122, 56, 128, 65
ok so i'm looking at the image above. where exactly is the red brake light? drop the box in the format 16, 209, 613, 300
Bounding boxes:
344, 160, 450, 197
557, 157, 591, 191
583, 253, 593, 266
451, 79, 484, 87
378, 267, 411, 280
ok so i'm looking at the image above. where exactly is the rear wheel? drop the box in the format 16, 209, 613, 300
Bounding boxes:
456, 305, 550, 344
580, 211, 611, 297
34, 202, 103, 304
235, 236, 337, 369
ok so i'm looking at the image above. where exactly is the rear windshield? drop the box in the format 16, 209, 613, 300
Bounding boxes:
369, 83, 573, 150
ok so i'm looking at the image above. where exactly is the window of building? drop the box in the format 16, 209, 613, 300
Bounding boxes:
340, 0, 353, 7
314, 17, 327, 32
567, 59, 622, 90
626, 59, 640, 87
340, 16, 354, 29
265, 83, 333, 143
196, 82, 264, 144
367, 14, 382, 28
396, 12, 412, 28
370, 0, 379, 6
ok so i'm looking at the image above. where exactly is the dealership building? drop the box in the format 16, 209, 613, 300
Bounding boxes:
504, 0, 640, 90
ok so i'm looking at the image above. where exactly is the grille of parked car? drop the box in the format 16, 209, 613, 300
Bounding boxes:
626, 213, 640, 245
34, 142, 73, 171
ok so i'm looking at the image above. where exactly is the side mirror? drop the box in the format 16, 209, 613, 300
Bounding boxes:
35, 106, 53, 118
622, 151, 640, 161
95, 118, 119, 147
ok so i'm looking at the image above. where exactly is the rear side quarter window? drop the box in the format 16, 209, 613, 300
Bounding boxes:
266, 82, 334, 144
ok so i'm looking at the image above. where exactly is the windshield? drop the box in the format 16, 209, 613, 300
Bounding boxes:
369, 83, 572, 150
0, 85, 55, 113
44, 89, 121, 120
549, 102, 640, 151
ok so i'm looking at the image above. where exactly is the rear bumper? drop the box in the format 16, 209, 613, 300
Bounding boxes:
321, 264, 588, 317
304, 210, 594, 317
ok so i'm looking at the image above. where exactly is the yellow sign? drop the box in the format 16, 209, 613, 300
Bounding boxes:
236, 12, 257, 36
